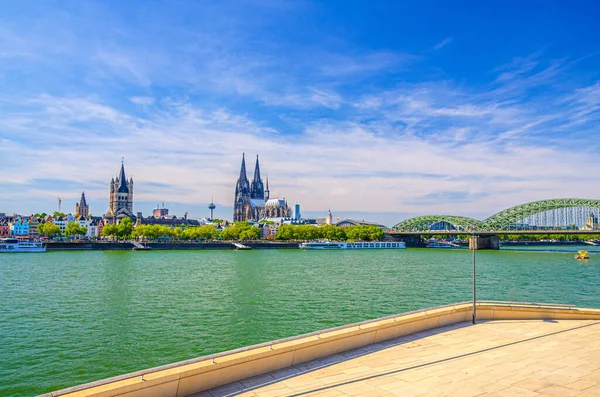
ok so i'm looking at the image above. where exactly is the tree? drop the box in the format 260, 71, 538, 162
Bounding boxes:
219, 222, 260, 241
239, 227, 261, 240
101, 224, 118, 239
276, 224, 296, 240
116, 217, 134, 239
64, 222, 88, 237
38, 222, 61, 237
53, 211, 66, 218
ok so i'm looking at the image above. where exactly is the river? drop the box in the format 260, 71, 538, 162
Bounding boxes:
1, 247, 599, 396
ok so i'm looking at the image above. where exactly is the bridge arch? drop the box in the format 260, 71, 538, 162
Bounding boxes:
392, 215, 482, 232
482, 198, 600, 231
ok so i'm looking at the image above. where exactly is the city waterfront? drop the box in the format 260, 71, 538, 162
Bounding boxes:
1, 248, 599, 396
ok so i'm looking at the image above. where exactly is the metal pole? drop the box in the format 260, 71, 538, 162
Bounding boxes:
472, 227, 476, 324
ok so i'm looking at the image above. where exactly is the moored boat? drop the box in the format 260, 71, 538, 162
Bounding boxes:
0, 238, 47, 253
426, 239, 453, 248
299, 241, 406, 250
575, 250, 589, 260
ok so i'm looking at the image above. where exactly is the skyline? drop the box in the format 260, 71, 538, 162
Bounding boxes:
1, 1, 600, 226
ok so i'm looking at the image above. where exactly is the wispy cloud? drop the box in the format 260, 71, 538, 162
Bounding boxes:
0, 3, 600, 225
433, 37, 453, 50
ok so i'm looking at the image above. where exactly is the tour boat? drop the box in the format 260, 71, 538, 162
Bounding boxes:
299, 241, 406, 250
0, 238, 47, 253
426, 239, 453, 248
575, 250, 589, 260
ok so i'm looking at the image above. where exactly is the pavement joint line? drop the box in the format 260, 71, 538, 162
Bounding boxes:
275, 321, 600, 397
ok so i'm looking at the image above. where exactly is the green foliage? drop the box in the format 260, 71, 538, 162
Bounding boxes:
101, 224, 118, 238
53, 211, 67, 218
34, 213, 47, 218
276, 224, 384, 241
101, 218, 134, 239
132, 224, 220, 241
116, 218, 134, 239
64, 222, 88, 237
38, 222, 61, 236
219, 222, 260, 240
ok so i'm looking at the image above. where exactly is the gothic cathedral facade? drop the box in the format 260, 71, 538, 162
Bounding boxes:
233, 154, 291, 222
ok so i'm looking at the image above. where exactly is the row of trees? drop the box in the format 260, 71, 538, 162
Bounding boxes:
100, 219, 261, 241
37, 221, 88, 237
276, 224, 385, 241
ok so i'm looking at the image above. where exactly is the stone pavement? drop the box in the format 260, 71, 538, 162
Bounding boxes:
194, 319, 600, 397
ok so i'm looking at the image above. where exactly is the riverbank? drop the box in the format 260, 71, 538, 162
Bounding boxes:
45, 241, 300, 251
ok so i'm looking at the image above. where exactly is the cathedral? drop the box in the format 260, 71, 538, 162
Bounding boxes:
103, 160, 135, 224
233, 154, 291, 222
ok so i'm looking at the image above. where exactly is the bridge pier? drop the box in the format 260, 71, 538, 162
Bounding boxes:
469, 235, 500, 250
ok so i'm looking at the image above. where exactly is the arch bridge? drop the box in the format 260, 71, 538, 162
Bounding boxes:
391, 199, 600, 248
393, 198, 600, 232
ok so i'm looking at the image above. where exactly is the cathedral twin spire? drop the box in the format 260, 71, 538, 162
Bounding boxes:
235, 153, 265, 200
233, 153, 289, 222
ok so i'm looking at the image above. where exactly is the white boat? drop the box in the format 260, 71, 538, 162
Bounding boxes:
426, 239, 452, 248
299, 241, 406, 250
0, 238, 47, 253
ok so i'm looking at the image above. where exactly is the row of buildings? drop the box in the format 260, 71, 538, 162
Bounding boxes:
1, 155, 387, 239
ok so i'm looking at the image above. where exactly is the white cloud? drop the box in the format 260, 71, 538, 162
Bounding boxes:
433, 37, 452, 50
2, 78, 600, 225
129, 96, 156, 105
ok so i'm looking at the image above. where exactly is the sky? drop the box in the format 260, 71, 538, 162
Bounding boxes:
1, 0, 599, 226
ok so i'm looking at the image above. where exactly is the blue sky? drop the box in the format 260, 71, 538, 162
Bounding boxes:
1, 0, 599, 226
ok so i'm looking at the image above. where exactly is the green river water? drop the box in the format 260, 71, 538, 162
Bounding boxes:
1, 247, 599, 396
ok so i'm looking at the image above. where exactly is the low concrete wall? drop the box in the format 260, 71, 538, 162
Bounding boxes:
44, 301, 600, 397
46, 242, 133, 251
46, 241, 299, 251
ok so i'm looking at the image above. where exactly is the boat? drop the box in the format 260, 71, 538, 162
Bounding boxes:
0, 238, 46, 253
575, 250, 589, 260
299, 241, 406, 250
426, 239, 453, 248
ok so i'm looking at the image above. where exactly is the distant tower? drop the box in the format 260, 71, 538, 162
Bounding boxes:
294, 203, 301, 221
265, 176, 270, 201
326, 209, 333, 225
208, 197, 216, 220
233, 153, 251, 222
75, 192, 89, 217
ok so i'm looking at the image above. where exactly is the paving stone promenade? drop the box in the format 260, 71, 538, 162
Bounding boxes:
198, 319, 600, 397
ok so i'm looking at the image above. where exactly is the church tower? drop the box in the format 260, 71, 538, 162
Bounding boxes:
75, 192, 89, 218
233, 154, 251, 222
250, 155, 265, 199
106, 160, 134, 221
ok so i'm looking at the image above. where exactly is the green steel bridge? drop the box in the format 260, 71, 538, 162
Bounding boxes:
392, 198, 600, 233
389, 198, 600, 248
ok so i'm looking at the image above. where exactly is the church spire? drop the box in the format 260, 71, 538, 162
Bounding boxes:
238, 153, 248, 181
117, 160, 129, 193
265, 176, 270, 200
253, 154, 261, 184
250, 154, 265, 199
